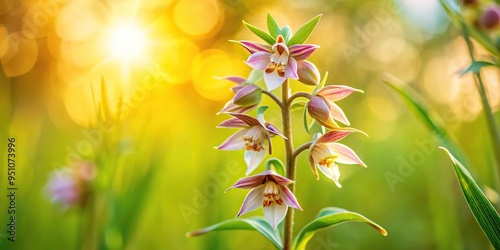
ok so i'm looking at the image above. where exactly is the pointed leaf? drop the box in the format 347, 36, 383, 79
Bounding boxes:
186, 217, 282, 249
280, 26, 292, 42
287, 15, 322, 46
313, 71, 329, 95
440, 147, 500, 248
243, 20, 276, 45
461, 61, 496, 75
267, 13, 281, 38
303, 102, 311, 134
265, 158, 285, 177
293, 207, 387, 250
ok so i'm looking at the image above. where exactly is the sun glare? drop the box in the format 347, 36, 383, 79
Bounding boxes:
108, 22, 147, 61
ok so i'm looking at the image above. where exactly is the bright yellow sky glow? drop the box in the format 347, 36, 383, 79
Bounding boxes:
108, 22, 147, 61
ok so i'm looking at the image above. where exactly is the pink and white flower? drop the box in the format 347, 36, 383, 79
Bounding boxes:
241, 35, 319, 90
308, 85, 363, 129
217, 113, 285, 175
216, 76, 262, 114
226, 170, 302, 229
308, 129, 366, 187
47, 161, 96, 208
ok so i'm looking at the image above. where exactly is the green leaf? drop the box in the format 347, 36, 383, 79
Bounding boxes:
243, 20, 276, 45
280, 25, 292, 42
186, 217, 282, 249
293, 207, 387, 250
313, 71, 329, 95
462, 61, 496, 75
265, 158, 286, 176
257, 105, 269, 116
267, 13, 281, 38
381, 74, 470, 166
287, 15, 322, 46
440, 147, 500, 248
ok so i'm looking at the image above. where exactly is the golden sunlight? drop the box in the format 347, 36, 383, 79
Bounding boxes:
107, 22, 147, 61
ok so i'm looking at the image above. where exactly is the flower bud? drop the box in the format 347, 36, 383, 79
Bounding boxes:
307, 96, 338, 129
297, 60, 320, 86
47, 161, 96, 208
482, 6, 500, 29
232, 84, 262, 107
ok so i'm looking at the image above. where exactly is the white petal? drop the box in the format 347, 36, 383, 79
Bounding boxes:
216, 129, 249, 150
317, 163, 342, 188
237, 185, 264, 216
263, 202, 288, 229
263, 71, 286, 91
244, 149, 266, 175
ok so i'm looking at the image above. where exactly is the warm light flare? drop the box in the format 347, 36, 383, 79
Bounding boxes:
108, 22, 147, 61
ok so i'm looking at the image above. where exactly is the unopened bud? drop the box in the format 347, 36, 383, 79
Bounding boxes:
308, 96, 338, 129
482, 6, 500, 29
297, 60, 320, 86
233, 84, 262, 107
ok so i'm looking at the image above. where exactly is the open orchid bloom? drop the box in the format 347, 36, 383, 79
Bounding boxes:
217, 113, 285, 175
226, 170, 302, 229
216, 76, 262, 114
241, 35, 319, 90
308, 129, 366, 187
308, 85, 363, 129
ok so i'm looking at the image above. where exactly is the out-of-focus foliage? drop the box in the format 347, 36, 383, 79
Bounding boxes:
0, 0, 498, 249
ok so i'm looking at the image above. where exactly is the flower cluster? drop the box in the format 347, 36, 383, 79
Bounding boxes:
461, 0, 500, 30
214, 14, 368, 229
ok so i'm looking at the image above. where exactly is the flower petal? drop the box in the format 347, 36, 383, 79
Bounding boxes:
237, 185, 265, 216
264, 202, 288, 229
317, 163, 342, 188
308, 151, 320, 180
280, 186, 302, 210
284, 57, 298, 79
297, 60, 320, 86
318, 85, 363, 102
218, 101, 258, 114
316, 129, 353, 144
289, 44, 319, 61
233, 84, 262, 107
324, 99, 350, 125
263, 71, 286, 91
217, 118, 250, 128
246, 52, 271, 70
230, 113, 262, 127
227, 175, 266, 191
237, 40, 272, 54
214, 75, 247, 85
216, 129, 248, 150
325, 142, 367, 167
244, 149, 266, 175
265, 123, 286, 139
268, 172, 294, 186
308, 96, 339, 129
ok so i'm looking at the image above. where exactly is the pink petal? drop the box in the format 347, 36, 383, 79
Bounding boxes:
214, 75, 247, 85
227, 175, 266, 191
237, 185, 265, 216
245, 149, 266, 175
297, 60, 320, 86
263, 202, 288, 229
318, 85, 363, 102
218, 101, 257, 114
233, 84, 261, 107
308, 152, 320, 180
265, 123, 286, 139
216, 129, 248, 150
217, 118, 250, 128
317, 130, 353, 144
268, 173, 294, 186
325, 99, 350, 125
308, 96, 339, 129
317, 163, 342, 188
289, 44, 319, 61
280, 186, 302, 210
246, 52, 271, 70
238, 40, 272, 54
325, 142, 367, 167
230, 113, 261, 127
284, 57, 298, 79
263, 71, 286, 91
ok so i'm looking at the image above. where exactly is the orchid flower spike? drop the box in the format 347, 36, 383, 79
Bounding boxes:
226, 170, 302, 229
308, 129, 367, 187
216, 113, 285, 175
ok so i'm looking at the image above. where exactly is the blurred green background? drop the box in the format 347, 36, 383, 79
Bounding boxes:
0, 0, 499, 249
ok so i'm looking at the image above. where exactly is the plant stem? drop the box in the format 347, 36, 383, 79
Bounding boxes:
293, 142, 313, 159
282, 79, 295, 250
289, 92, 313, 103
263, 90, 283, 108
462, 22, 500, 200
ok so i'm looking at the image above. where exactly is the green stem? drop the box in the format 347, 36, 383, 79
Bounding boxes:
462, 22, 500, 201
282, 79, 295, 250
263, 90, 283, 108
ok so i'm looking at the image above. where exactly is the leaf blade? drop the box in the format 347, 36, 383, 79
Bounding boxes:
287, 15, 321, 46
186, 217, 282, 249
243, 20, 276, 45
292, 207, 387, 250
267, 13, 280, 38
440, 147, 500, 248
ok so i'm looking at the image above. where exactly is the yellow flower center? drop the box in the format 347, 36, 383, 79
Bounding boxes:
243, 136, 264, 152
318, 155, 338, 168
262, 181, 283, 207
265, 35, 288, 77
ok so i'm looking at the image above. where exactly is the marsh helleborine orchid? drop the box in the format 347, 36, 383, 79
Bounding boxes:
226, 170, 302, 229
